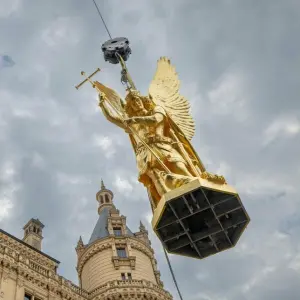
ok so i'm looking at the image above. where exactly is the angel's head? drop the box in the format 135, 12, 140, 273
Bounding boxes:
125, 89, 155, 117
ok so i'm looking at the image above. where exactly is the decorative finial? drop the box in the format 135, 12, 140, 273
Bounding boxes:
78, 236, 83, 246
76, 236, 84, 250
139, 221, 146, 232
101, 179, 106, 190
76, 236, 85, 256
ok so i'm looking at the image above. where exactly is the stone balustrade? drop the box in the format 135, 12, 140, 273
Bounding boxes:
89, 279, 172, 299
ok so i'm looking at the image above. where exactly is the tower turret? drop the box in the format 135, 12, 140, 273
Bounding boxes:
76, 181, 172, 299
96, 179, 114, 214
22, 218, 44, 251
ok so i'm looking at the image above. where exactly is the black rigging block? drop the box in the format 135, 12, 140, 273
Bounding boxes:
152, 178, 250, 259
101, 37, 132, 64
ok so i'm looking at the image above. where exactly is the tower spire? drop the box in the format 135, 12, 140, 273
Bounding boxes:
101, 178, 106, 190
96, 179, 114, 214
139, 220, 146, 232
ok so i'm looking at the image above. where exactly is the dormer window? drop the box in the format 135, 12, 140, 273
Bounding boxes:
113, 227, 122, 236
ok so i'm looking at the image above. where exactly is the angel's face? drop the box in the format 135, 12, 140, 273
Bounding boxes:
131, 96, 144, 112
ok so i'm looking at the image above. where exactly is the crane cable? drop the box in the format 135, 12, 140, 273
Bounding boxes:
91, 1, 184, 299
163, 248, 184, 300
92, 0, 112, 39
149, 190, 184, 300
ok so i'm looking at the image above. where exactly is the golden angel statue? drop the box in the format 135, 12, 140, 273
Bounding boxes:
96, 57, 213, 208
76, 57, 249, 260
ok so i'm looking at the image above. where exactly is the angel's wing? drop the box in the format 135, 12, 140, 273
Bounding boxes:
94, 81, 126, 116
148, 57, 195, 141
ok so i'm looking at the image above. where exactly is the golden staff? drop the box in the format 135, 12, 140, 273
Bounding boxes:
75, 68, 100, 90
75, 69, 171, 174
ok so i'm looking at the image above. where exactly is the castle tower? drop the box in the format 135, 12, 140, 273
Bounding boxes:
22, 218, 44, 251
76, 181, 173, 299
0, 185, 173, 300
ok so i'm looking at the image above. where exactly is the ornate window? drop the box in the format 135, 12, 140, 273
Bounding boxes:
113, 227, 122, 236
24, 294, 42, 300
117, 247, 127, 258
112, 243, 136, 270
121, 273, 126, 280
105, 194, 109, 203
127, 273, 132, 280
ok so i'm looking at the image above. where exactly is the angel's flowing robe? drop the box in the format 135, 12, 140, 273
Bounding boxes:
128, 106, 196, 205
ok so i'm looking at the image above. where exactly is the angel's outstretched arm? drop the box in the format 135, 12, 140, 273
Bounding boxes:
130, 112, 164, 126
98, 94, 126, 130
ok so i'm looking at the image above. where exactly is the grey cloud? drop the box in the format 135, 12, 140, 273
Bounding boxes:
1, 0, 300, 299
0, 55, 15, 68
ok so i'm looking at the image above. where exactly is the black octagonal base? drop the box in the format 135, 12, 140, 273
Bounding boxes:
154, 186, 250, 259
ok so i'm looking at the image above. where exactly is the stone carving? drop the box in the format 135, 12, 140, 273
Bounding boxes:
2, 271, 9, 282
17, 278, 24, 288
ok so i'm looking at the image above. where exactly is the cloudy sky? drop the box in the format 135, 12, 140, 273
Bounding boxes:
1, 0, 300, 299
